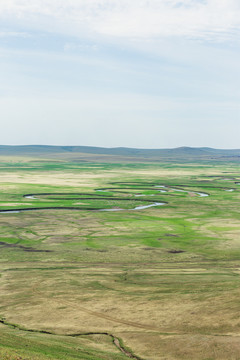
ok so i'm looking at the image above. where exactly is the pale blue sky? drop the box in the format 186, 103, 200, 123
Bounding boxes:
0, 0, 240, 148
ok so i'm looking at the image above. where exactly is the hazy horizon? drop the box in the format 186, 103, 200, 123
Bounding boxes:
1, 1, 240, 148
1, 144, 240, 151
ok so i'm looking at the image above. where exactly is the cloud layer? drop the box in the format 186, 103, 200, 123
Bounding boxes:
1, 0, 240, 42
1, 1, 240, 148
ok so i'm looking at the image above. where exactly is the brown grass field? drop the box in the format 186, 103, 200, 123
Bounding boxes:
0, 157, 240, 359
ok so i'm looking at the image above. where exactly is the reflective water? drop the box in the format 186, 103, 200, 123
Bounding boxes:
100, 202, 165, 211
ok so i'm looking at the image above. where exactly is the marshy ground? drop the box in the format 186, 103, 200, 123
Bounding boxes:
0, 158, 240, 359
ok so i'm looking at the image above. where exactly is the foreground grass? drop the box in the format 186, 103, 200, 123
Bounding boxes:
0, 159, 240, 359
0, 323, 129, 360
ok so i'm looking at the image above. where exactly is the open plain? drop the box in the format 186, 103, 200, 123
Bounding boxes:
0, 152, 240, 359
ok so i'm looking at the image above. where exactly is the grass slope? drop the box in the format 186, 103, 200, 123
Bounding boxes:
0, 158, 240, 359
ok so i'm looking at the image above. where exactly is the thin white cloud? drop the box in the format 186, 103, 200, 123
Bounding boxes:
0, 0, 240, 42
0, 31, 30, 38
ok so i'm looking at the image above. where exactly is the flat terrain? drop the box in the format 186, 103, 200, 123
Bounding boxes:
0, 157, 240, 359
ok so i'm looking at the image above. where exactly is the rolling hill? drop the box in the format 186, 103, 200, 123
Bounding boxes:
0, 145, 240, 162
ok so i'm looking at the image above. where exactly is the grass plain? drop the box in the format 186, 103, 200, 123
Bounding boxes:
0, 157, 240, 359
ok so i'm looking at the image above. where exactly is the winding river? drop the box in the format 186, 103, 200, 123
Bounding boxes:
154, 185, 209, 197
0, 183, 211, 214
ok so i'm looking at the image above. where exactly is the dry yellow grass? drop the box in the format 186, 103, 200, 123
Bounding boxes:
1, 160, 240, 359
1, 260, 240, 359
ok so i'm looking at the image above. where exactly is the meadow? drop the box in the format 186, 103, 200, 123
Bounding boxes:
0, 157, 240, 359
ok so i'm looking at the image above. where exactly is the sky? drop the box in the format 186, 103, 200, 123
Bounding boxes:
0, 0, 240, 149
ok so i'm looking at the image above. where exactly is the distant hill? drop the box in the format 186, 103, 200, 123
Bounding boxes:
0, 145, 240, 162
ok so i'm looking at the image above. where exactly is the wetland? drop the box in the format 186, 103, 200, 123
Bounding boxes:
0, 158, 240, 359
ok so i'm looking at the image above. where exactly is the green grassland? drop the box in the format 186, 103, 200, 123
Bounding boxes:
0, 158, 240, 359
